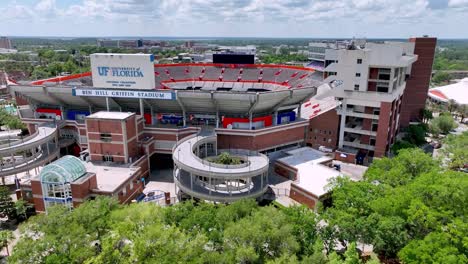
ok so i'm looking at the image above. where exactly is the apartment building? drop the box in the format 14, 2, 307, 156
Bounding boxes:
324, 42, 418, 160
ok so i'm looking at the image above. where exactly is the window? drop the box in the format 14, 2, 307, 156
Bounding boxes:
314, 136, 317, 140
329, 130, 332, 135
373, 108, 380, 115
357, 59, 362, 64
354, 84, 360, 91
355, 72, 361, 77
370, 138, 376, 146
377, 86, 389, 93
100, 133, 112, 142
103, 155, 113, 162
122, 187, 127, 196
323, 137, 327, 142
372, 123, 379, 132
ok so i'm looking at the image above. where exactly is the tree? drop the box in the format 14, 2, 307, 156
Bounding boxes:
0, 186, 16, 220
31, 66, 50, 80
429, 114, 458, 135
391, 140, 416, 154
403, 124, 427, 145
422, 108, 433, 123
441, 131, 468, 170
223, 206, 300, 262
343, 242, 361, 264
281, 205, 318, 257
0, 230, 14, 256
14, 199, 28, 221
431, 71, 452, 84
210, 152, 242, 165
323, 148, 467, 261
447, 99, 458, 114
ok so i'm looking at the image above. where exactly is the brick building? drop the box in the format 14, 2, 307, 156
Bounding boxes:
400, 37, 437, 126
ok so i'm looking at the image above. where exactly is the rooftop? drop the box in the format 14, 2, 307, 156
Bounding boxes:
83, 161, 139, 193
87, 111, 134, 120
278, 147, 341, 197
428, 78, 468, 105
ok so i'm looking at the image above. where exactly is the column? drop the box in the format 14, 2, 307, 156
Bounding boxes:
139, 98, 144, 118
249, 112, 253, 130
261, 173, 263, 189
106, 97, 110, 111
190, 172, 193, 191
150, 105, 155, 125
209, 177, 212, 195
338, 100, 347, 148
182, 110, 186, 127
216, 111, 219, 128
273, 111, 278, 126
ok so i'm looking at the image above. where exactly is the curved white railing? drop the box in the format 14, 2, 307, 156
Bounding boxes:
172, 133, 269, 179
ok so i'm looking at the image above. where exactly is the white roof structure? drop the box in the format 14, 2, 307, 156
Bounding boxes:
428, 78, 468, 105
84, 162, 138, 192
278, 147, 341, 197
87, 111, 134, 120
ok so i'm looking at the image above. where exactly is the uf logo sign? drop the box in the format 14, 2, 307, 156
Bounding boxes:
97, 67, 110, 76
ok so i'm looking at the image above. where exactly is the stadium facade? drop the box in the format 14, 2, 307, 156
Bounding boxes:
4, 37, 436, 211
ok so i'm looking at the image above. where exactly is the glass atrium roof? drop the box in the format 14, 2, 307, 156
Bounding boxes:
40, 155, 87, 183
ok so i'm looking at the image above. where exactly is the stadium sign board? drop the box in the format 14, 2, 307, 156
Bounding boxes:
73, 88, 175, 100
90, 53, 156, 90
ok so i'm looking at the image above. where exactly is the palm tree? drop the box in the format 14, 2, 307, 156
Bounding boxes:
0, 230, 14, 256
447, 99, 458, 115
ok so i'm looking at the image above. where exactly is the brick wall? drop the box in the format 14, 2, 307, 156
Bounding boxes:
375, 102, 392, 157
289, 183, 318, 209
307, 109, 340, 150
217, 125, 306, 151
274, 161, 298, 180
400, 37, 437, 126
30, 180, 45, 212
70, 173, 97, 201
334, 151, 356, 163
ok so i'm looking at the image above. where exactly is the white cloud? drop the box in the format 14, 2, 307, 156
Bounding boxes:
448, 0, 468, 7
0, 0, 466, 37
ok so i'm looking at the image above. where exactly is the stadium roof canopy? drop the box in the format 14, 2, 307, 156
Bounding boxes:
10, 63, 321, 116
428, 78, 468, 105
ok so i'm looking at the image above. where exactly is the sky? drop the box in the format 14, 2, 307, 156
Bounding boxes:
1, 0, 468, 38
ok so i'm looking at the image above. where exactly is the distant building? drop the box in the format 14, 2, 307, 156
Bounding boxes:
185, 41, 194, 48
118, 40, 142, 49
0, 37, 12, 49
215, 45, 256, 55
0, 48, 17, 54
142, 40, 161, 47
428, 78, 468, 105
97, 39, 119, 48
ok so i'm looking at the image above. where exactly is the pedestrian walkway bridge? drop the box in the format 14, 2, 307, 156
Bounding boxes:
0, 122, 61, 184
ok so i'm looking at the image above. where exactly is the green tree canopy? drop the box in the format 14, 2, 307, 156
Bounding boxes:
429, 113, 458, 135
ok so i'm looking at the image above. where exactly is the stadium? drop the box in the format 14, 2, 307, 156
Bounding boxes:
5, 53, 331, 211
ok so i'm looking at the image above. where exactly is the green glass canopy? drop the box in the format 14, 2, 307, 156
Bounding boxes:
40, 155, 87, 183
